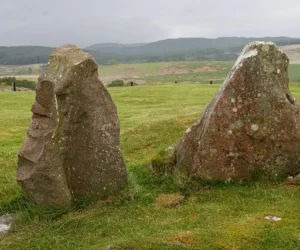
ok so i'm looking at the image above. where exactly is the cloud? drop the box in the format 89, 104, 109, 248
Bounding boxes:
0, 0, 299, 46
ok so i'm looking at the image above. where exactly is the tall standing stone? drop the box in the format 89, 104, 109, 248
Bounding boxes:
176, 42, 300, 181
17, 45, 126, 207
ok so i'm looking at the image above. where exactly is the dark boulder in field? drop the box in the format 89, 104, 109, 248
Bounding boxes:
17, 45, 127, 208
176, 41, 300, 181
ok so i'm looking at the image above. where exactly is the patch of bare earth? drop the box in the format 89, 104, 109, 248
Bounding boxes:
13, 74, 39, 79
168, 231, 201, 248
154, 64, 189, 75
155, 193, 185, 208
192, 66, 217, 73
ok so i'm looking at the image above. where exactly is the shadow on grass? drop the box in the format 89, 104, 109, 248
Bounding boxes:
0, 194, 73, 221
0, 192, 97, 222
0, 157, 288, 224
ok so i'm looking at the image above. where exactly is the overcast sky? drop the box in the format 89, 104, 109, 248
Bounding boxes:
1, 0, 299, 47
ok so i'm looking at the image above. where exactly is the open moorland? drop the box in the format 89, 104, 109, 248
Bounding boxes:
1, 84, 300, 249
1, 60, 300, 88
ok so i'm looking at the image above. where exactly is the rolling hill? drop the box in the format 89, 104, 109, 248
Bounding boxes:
0, 46, 54, 65
85, 37, 300, 55
1, 37, 300, 65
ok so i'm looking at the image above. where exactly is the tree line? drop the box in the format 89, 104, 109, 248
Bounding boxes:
0, 77, 36, 90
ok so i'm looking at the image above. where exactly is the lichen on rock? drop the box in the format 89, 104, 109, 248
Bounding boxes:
17, 45, 127, 207
176, 41, 300, 181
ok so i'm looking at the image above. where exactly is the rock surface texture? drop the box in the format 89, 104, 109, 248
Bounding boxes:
17, 45, 126, 207
176, 41, 300, 181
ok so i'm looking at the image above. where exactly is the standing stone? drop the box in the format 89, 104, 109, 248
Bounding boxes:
17, 45, 126, 207
176, 41, 300, 181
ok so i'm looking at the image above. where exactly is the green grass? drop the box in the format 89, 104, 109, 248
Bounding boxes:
98, 62, 163, 76
1, 84, 300, 249
288, 64, 300, 82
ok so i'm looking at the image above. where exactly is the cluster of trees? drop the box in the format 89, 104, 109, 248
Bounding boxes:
106, 80, 125, 87
0, 77, 36, 90
106, 80, 137, 87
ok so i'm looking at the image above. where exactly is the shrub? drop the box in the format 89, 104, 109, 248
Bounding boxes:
0, 77, 36, 90
15, 79, 36, 90
107, 79, 125, 87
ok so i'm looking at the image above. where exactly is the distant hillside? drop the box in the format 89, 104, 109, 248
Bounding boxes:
86, 37, 300, 55
86, 43, 146, 50
0, 46, 54, 65
1, 37, 300, 65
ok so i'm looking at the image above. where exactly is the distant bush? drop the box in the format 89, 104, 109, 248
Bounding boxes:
16, 79, 36, 90
0, 77, 36, 90
107, 79, 125, 87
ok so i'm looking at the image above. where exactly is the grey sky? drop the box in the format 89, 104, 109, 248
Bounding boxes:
1, 0, 299, 47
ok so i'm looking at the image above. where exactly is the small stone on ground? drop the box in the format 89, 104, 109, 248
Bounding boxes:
265, 216, 282, 221
0, 214, 14, 234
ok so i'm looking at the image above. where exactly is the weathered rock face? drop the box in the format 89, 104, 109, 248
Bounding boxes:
176, 42, 300, 181
17, 45, 126, 207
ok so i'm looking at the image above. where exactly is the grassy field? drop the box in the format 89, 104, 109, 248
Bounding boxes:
1, 61, 300, 85
1, 84, 300, 249
0, 64, 42, 78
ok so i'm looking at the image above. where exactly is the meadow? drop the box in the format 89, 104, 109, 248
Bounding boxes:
0, 84, 300, 249
1, 61, 300, 86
